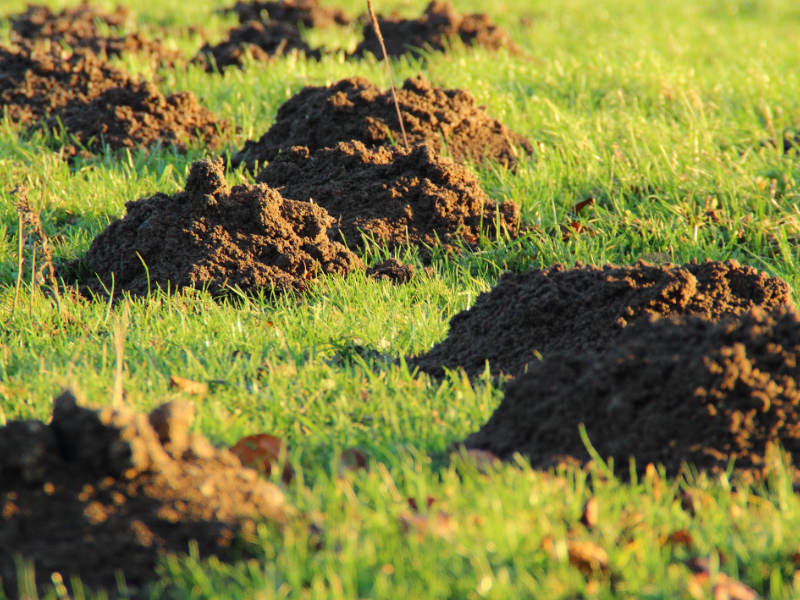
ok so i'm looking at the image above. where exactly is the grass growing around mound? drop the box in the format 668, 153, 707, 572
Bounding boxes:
2, 0, 800, 597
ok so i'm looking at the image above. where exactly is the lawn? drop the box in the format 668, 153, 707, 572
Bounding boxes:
2, 0, 800, 597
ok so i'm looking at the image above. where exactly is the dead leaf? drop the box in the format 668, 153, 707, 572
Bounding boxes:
663, 529, 694, 549
230, 433, 293, 484
580, 497, 598, 529
169, 375, 208, 396
572, 197, 595, 214
567, 540, 609, 576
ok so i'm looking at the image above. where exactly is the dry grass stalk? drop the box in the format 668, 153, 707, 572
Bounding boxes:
12, 185, 60, 301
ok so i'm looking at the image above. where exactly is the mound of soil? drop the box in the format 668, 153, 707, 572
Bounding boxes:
79, 158, 363, 297
41, 79, 229, 159
0, 44, 130, 126
257, 140, 520, 255
9, 4, 181, 66
195, 20, 321, 71
232, 75, 532, 170
411, 260, 793, 378
0, 391, 292, 596
465, 306, 800, 480
227, 0, 350, 28
353, 1, 519, 59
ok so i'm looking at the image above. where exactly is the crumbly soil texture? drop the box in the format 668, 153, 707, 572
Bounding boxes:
8, 4, 182, 66
195, 20, 321, 71
78, 158, 363, 298
411, 260, 793, 378
257, 140, 520, 255
232, 74, 532, 170
0, 391, 291, 597
465, 306, 800, 481
353, 0, 519, 59
0, 44, 130, 126
226, 0, 350, 28
41, 79, 229, 159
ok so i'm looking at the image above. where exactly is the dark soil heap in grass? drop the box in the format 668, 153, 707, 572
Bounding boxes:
233, 75, 532, 170
9, 4, 181, 65
0, 44, 130, 125
0, 391, 292, 597
80, 158, 363, 297
411, 260, 793, 378
195, 20, 321, 71
465, 306, 800, 481
353, 1, 518, 59
42, 79, 229, 159
257, 140, 520, 255
227, 0, 350, 27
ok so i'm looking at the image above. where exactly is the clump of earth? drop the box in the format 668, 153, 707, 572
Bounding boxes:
465, 306, 800, 481
411, 260, 793, 378
8, 4, 182, 66
257, 140, 520, 255
78, 158, 363, 298
232, 74, 532, 171
195, 20, 321, 71
41, 79, 229, 159
0, 390, 292, 596
0, 44, 130, 126
226, 0, 350, 28
352, 1, 519, 59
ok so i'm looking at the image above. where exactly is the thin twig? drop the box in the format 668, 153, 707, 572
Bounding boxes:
366, 0, 409, 150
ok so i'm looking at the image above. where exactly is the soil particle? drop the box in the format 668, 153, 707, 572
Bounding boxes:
195, 20, 321, 71
233, 74, 532, 170
41, 79, 229, 159
79, 158, 363, 297
366, 258, 415, 283
465, 306, 800, 481
353, 1, 519, 59
0, 44, 130, 126
411, 260, 793, 379
227, 0, 350, 28
257, 140, 520, 255
0, 390, 292, 596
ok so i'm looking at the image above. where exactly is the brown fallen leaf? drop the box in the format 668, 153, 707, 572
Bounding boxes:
169, 375, 208, 396
663, 529, 694, 549
230, 433, 294, 484
567, 540, 610, 576
580, 497, 598, 529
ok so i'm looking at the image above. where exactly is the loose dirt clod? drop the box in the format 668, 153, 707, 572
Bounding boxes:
0, 390, 292, 596
195, 20, 321, 71
79, 158, 363, 297
0, 44, 130, 126
352, 1, 519, 59
227, 0, 350, 27
465, 306, 800, 481
366, 258, 415, 283
41, 79, 229, 159
257, 141, 520, 255
411, 260, 793, 378
232, 74, 532, 170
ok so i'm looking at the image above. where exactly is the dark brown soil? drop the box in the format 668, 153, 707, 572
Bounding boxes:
366, 258, 415, 283
233, 75, 532, 171
41, 79, 229, 159
0, 44, 130, 126
79, 158, 363, 297
227, 0, 350, 28
9, 4, 182, 66
465, 306, 800, 481
352, 1, 519, 59
0, 391, 292, 597
411, 260, 793, 378
256, 141, 520, 255
195, 20, 321, 71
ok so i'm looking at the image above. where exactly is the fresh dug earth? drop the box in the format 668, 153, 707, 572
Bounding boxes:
257, 141, 520, 255
195, 20, 321, 71
0, 391, 292, 596
41, 79, 229, 159
226, 0, 350, 27
411, 260, 793, 378
465, 306, 800, 481
352, 1, 519, 59
8, 4, 182, 66
79, 158, 363, 297
232, 75, 532, 170
0, 44, 130, 126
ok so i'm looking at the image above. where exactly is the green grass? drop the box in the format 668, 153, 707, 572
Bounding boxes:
2, 0, 800, 597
